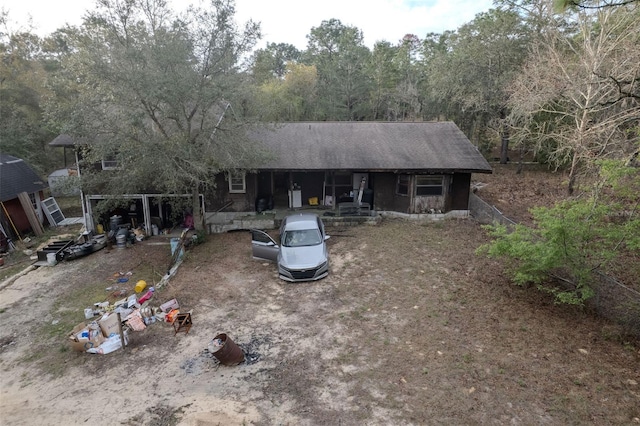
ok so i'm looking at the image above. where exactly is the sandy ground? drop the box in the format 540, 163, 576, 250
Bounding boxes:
0, 197, 639, 425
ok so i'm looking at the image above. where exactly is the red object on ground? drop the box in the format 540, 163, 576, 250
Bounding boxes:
137, 288, 155, 304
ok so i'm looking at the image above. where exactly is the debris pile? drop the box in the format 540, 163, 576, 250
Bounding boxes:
63, 229, 249, 368
70, 271, 186, 355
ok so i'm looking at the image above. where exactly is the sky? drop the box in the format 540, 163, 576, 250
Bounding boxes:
2, 0, 494, 49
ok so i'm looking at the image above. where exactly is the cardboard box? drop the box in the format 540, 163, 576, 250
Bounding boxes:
160, 298, 179, 313
98, 313, 121, 338
68, 322, 105, 352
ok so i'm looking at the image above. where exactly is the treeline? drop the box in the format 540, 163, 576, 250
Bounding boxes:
1, 0, 638, 183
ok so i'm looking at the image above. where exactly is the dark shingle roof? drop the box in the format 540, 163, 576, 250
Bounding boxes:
250, 122, 492, 173
0, 154, 48, 202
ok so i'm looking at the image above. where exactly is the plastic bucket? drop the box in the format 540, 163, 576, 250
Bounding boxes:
209, 333, 245, 366
134, 280, 147, 293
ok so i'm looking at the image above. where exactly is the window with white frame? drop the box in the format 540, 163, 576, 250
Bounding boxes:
101, 154, 119, 170
396, 174, 410, 196
415, 175, 443, 196
228, 171, 246, 193
28, 192, 40, 220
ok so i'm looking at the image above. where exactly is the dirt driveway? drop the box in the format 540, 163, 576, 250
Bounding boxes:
0, 219, 638, 425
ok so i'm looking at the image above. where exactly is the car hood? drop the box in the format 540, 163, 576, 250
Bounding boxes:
279, 244, 327, 269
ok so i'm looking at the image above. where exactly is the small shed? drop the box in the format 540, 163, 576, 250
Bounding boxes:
0, 154, 48, 238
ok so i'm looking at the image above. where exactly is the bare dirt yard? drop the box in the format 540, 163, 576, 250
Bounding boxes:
1, 166, 639, 425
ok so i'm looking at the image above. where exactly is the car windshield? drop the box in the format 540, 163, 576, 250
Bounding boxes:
282, 229, 322, 247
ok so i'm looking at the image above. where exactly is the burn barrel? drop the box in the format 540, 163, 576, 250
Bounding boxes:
209, 333, 245, 366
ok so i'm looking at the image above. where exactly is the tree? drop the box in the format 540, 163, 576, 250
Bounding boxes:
391, 34, 424, 121
46, 0, 264, 229
250, 42, 301, 84
367, 41, 400, 120
0, 15, 58, 174
252, 63, 318, 121
423, 9, 530, 160
507, 4, 640, 193
304, 19, 372, 120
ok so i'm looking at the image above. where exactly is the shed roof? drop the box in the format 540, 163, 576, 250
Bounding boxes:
49, 134, 77, 147
250, 122, 492, 173
0, 154, 48, 202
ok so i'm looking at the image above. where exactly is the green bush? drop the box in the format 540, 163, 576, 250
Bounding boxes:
478, 160, 640, 305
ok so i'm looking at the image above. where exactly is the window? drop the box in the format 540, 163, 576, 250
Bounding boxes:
228, 171, 246, 193
28, 192, 38, 212
415, 175, 443, 196
396, 174, 410, 195
101, 154, 119, 170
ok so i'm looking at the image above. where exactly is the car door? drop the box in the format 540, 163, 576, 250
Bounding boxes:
250, 229, 279, 262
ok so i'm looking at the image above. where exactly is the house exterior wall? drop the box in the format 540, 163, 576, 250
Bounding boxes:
373, 173, 466, 214
448, 173, 472, 211
1, 190, 45, 234
371, 173, 411, 213
2, 198, 30, 234
203, 170, 472, 215
206, 173, 257, 212
411, 175, 448, 213
412, 192, 446, 213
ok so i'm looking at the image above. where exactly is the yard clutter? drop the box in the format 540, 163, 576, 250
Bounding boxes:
61, 232, 107, 261
71, 273, 187, 354
68, 322, 105, 352
35, 231, 107, 266
64, 231, 202, 357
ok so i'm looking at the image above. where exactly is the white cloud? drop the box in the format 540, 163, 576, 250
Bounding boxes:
3, 0, 493, 48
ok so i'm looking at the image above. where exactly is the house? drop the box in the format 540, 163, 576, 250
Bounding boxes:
50, 121, 491, 233
0, 154, 48, 239
207, 121, 492, 216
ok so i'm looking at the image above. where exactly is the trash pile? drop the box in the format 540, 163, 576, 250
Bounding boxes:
69, 275, 184, 354
65, 229, 247, 367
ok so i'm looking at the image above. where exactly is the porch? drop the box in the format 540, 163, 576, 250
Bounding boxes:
205, 204, 381, 234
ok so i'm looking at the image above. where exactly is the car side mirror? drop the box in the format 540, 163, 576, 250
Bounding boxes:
324, 235, 331, 240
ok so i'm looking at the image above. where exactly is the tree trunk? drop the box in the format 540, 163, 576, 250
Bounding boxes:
567, 152, 579, 195
500, 123, 509, 164
192, 188, 205, 232
516, 143, 524, 175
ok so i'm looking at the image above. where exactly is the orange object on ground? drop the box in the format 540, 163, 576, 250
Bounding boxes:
166, 309, 180, 323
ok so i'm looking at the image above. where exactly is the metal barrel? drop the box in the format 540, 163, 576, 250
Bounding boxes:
116, 233, 127, 249
210, 333, 245, 366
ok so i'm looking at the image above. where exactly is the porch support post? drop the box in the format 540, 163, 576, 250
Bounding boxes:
331, 171, 336, 211
142, 196, 151, 234
75, 149, 91, 231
